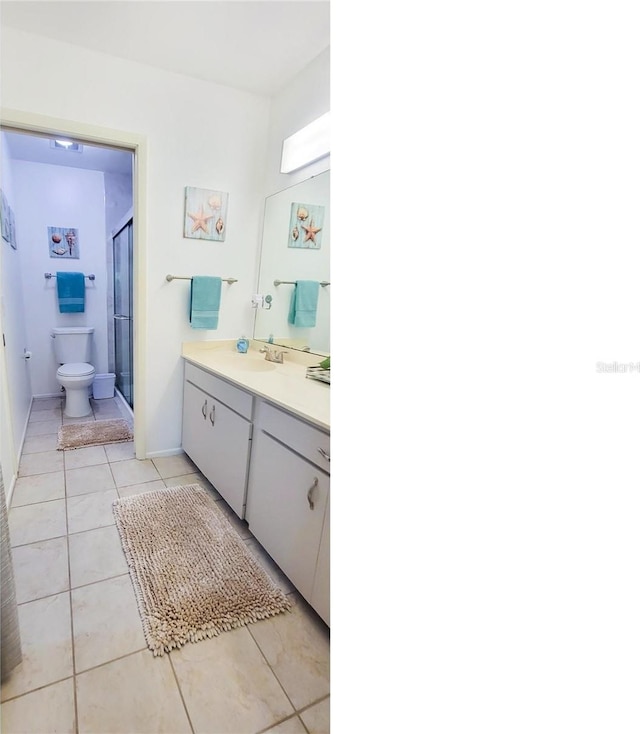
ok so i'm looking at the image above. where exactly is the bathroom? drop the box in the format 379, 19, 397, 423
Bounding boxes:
0, 3, 331, 732
0, 132, 134, 419
0, 4, 330, 482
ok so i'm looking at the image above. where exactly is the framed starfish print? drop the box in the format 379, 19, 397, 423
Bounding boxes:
288, 202, 324, 249
184, 186, 228, 241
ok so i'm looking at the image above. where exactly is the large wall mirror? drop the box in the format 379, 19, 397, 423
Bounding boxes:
253, 170, 330, 356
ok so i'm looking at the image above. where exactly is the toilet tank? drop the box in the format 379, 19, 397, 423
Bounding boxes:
51, 327, 94, 364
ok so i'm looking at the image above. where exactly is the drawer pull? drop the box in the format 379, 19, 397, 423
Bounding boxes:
209, 405, 216, 426
317, 447, 330, 462
201, 399, 208, 419
307, 477, 318, 510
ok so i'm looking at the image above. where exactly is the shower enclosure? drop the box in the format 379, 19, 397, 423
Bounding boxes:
112, 217, 134, 408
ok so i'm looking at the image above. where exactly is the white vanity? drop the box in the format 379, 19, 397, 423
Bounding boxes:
181, 341, 330, 626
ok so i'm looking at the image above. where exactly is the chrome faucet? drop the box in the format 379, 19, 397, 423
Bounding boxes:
259, 346, 288, 364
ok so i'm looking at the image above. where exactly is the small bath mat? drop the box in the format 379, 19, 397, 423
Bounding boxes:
57, 418, 133, 450
112, 484, 292, 655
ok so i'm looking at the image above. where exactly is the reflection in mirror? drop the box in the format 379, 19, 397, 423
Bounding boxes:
253, 171, 330, 356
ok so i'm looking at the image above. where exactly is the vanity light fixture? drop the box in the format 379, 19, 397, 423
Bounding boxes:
50, 139, 83, 152
280, 111, 330, 174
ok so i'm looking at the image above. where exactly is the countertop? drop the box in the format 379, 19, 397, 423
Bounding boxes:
181, 340, 330, 432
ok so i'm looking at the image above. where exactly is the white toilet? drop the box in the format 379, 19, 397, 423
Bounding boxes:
52, 327, 96, 418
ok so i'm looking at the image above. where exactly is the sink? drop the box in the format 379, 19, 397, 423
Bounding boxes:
212, 354, 277, 372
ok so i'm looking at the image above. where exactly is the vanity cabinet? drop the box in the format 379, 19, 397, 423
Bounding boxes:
182, 362, 253, 518
246, 401, 330, 625
181, 356, 330, 626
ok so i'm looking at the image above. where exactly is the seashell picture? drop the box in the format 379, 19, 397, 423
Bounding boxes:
288, 202, 324, 249
48, 226, 80, 259
184, 186, 229, 241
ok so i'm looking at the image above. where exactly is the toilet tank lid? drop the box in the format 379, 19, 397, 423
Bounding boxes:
52, 327, 94, 335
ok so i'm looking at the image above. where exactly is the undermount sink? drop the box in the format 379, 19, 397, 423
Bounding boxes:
212, 353, 276, 372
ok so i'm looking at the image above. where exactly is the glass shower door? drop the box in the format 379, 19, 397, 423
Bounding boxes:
113, 219, 133, 408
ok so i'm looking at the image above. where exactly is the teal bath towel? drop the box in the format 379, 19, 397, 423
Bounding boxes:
190, 276, 222, 329
288, 280, 320, 328
56, 272, 85, 313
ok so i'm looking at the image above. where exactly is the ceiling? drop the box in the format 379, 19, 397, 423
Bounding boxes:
0, 1, 330, 174
2, 133, 135, 175
0, 1, 330, 97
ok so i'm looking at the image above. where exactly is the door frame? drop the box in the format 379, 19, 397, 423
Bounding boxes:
0, 107, 148, 459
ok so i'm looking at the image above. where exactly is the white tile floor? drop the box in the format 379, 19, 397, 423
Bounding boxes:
1, 396, 330, 734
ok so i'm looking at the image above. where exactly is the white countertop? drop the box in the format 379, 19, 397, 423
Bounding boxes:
181, 340, 330, 432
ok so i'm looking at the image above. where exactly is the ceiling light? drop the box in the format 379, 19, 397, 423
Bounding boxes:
280, 112, 330, 174
50, 139, 83, 152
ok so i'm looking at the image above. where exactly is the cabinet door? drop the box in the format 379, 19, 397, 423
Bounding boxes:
246, 432, 329, 602
182, 380, 212, 473
182, 380, 252, 518
311, 493, 329, 626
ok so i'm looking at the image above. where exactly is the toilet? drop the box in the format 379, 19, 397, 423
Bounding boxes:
51, 327, 96, 418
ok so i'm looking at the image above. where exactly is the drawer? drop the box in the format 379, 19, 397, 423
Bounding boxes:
259, 401, 330, 474
184, 361, 253, 419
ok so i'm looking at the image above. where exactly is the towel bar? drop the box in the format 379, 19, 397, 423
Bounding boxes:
166, 274, 237, 284
45, 272, 95, 280
273, 280, 330, 287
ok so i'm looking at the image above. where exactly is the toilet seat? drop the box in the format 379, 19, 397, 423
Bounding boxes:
57, 362, 95, 378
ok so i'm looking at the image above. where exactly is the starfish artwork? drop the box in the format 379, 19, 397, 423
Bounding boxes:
288, 201, 325, 249
187, 206, 213, 234
183, 186, 229, 241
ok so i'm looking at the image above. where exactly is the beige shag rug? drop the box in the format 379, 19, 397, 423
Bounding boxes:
57, 418, 133, 450
112, 484, 291, 656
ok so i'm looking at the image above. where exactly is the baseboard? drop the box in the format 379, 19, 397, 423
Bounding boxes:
8, 395, 32, 508
5, 471, 17, 510
16, 395, 32, 459
114, 388, 133, 421
145, 448, 185, 459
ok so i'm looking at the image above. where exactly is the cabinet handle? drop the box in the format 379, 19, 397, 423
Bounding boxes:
209, 405, 216, 426
201, 399, 208, 419
307, 477, 318, 510
317, 447, 330, 462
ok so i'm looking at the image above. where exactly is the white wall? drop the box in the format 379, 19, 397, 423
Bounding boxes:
105, 172, 133, 238
0, 132, 32, 493
1, 26, 271, 454
11, 160, 108, 395
264, 47, 331, 197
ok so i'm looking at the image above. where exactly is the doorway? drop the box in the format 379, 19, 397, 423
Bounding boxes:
0, 109, 148, 463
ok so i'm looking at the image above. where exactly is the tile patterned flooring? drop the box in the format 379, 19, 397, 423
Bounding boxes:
1, 396, 330, 734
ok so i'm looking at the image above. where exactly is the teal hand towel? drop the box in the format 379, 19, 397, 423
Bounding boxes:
190, 276, 222, 329
288, 280, 320, 328
56, 272, 85, 313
